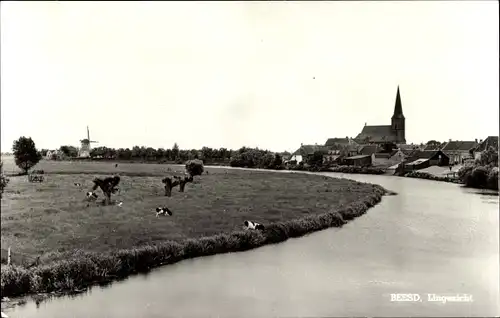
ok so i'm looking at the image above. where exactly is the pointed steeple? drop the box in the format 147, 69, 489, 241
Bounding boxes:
392, 86, 404, 119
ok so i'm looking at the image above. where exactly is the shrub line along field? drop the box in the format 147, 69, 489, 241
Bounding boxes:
1, 159, 392, 298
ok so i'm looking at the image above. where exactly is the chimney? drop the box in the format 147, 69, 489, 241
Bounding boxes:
475, 139, 478, 143
365, 122, 367, 126
301, 143, 303, 146
449, 139, 451, 142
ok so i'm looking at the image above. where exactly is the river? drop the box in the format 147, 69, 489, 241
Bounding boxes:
2, 172, 499, 317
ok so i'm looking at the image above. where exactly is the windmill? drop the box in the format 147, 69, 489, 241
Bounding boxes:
78, 126, 98, 158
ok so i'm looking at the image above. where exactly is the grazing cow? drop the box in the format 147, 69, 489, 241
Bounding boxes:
91, 176, 120, 204
74, 182, 82, 187
244, 220, 265, 231
156, 206, 173, 217
86, 191, 98, 200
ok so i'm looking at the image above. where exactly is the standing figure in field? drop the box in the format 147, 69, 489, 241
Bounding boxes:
91, 175, 121, 204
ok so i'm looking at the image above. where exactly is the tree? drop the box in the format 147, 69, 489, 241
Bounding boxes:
179, 150, 189, 162
164, 148, 173, 161
272, 153, 284, 169
476, 146, 498, 167
381, 142, 396, 153
307, 151, 325, 167
12, 136, 42, 174
0, 162, 9, 199
426, 140, 442, 150
156, 148, 166, 160
59, 145, 78, 158
201, 147, 213, 161
458, 146, 499, 190
172, 143, 180, 161
185, 159, 204, 176
145, 147, 156, 160
131, 146, 141, 159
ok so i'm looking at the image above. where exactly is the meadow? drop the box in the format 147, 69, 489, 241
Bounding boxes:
1, 158, 388, 297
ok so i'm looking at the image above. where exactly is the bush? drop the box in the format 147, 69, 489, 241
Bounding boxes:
475, 146, 498, 167
458, 164, 474, 182
487, 167, 499, 190
458, 163, 499, 190
185, 159, 204, 176
470, 166, 489, 186
0, 162, 9, 198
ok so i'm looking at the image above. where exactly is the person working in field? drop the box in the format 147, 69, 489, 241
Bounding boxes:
91, 175, 121, 204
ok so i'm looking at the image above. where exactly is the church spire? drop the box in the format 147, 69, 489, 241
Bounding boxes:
392, 86, 404, 119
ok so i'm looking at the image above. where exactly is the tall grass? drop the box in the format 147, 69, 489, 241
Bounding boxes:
1, 185, 387, 298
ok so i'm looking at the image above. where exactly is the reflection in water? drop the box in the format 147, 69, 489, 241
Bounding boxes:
3, 173, 499, 317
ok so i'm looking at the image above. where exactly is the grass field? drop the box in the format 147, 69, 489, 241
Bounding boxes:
1, 158, 389, 297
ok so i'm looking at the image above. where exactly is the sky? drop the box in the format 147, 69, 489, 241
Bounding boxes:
1, 1, 498, 153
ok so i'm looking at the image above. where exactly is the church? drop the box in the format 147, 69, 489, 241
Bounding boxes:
354, 86, 406, 145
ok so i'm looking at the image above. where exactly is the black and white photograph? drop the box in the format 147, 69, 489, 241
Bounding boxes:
0, 1, 498, 317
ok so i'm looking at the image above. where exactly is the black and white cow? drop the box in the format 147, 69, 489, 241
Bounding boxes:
244, 220, 265, 231
86, 191, 98, 200
156, 206, 173, 217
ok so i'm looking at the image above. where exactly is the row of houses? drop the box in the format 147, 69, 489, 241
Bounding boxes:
436, 136, 498, 164
290, 139, 424, 168
290, 135, 499, 170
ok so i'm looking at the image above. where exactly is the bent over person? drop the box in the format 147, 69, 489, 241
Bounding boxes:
91, 175, 121, 204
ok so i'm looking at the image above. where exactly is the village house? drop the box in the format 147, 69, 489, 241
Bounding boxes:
474, 136, 499, 161
290, 144, 329, 164
353, 142, 406, 166
343, 154, 373, 167
354, 86, 406, 145
45, 149, 65, 160
441, 139, 478, 165
402, 150, 450, 172
423, 142, 444, 151
279, 152, 292, 162
374, 149, 406, 161
358, 144, 379, 156
322, 137, 359, 163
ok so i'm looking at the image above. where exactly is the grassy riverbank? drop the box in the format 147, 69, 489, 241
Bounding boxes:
1, 160, 390, 298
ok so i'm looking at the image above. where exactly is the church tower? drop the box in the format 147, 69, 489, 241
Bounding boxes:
391, 86, 406, 144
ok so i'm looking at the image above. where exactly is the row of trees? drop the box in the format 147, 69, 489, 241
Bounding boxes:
10, 136, 293, 174
44, 144, 235, 163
